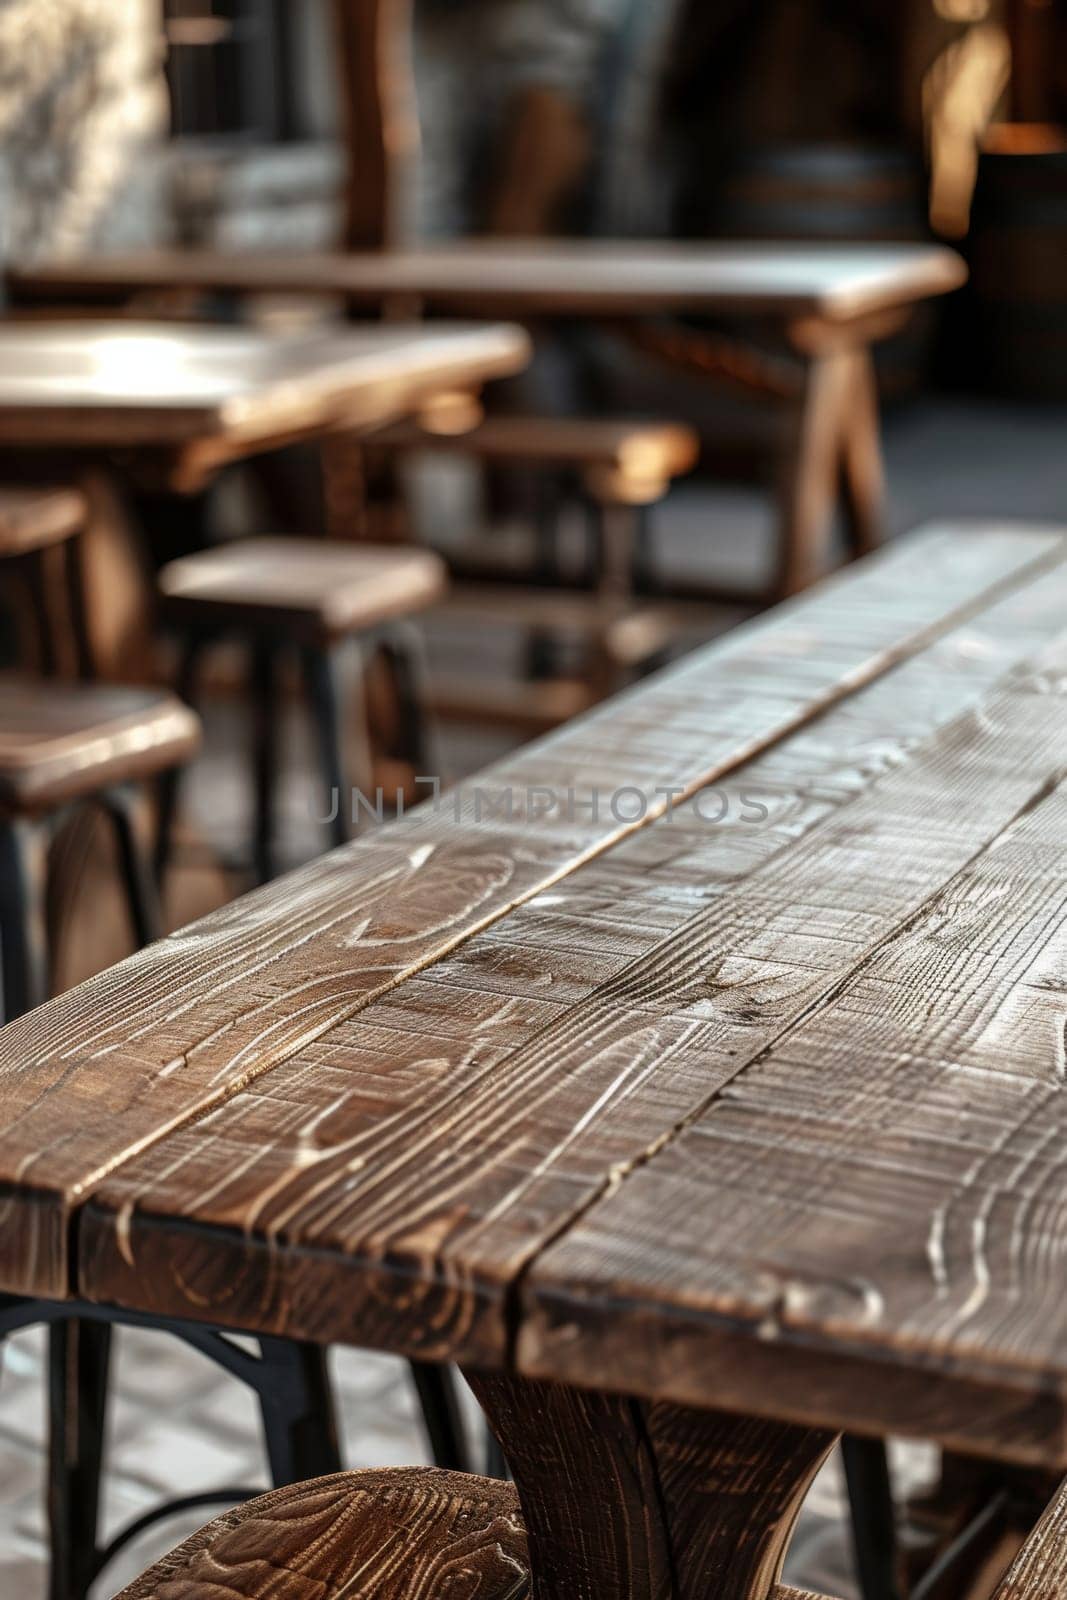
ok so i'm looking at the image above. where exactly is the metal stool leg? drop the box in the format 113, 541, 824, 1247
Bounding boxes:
380, 626, 434, 778
301, 645, 349, 851
0, 818, 49, 1023
251, 640, 282, 884
409, 1361, 470, 1472
257, 1337, 342, 1485
155, 633, 205, 887
47, 1318, 111, 1600
102, 786, 164, 949
842, 1435, 902, 1600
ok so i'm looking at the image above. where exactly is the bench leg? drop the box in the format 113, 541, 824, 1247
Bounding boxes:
47, 1318, 111, 1600
468, 1369, 835, 1600
0, 818, 49, 1023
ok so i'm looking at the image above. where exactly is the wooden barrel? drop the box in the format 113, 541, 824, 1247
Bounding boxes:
711, 143, 928, 243
709, 143, 932, 394
969, 124, 1067, 400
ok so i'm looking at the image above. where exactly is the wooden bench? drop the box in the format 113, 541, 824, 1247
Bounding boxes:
372, 414, 699, 506
115, 1464, 1067, 1600
372, 414, 701, 726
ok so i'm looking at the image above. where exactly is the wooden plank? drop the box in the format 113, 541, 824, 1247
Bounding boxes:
72, 535, 1067, 1393
520, 646, 1067, 1463
3, 527, 1054, 1305
992, 1477, 1067, 1600
6, 241, 967, 323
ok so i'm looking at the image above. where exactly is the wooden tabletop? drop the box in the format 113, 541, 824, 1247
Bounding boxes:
4, 522, 1067, 1468
0, 319, 530, 452
7, 240, 967, 324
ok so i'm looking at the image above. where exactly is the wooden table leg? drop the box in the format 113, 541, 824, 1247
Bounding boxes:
839, 349, 887, 562
776, 344, 887, 601
467, 1371, 836, 1600
776, 351, 854, 600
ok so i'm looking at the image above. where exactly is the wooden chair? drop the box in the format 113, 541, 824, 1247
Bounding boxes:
154, 538, 447, 886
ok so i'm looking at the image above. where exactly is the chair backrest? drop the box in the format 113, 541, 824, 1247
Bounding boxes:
331, 0, 420, 250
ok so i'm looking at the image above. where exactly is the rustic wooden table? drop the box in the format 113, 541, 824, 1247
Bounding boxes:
8, 241, 967, 598
0, 318, 530, 492
2, 520, 1064, 1600
0, 317, 529, 677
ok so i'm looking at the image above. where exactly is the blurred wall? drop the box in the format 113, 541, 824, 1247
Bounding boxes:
0, 0, 168, 261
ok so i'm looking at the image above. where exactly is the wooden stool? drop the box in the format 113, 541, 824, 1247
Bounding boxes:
372, 416, 700, 725
0, 679, 201, 1018
155, 538, 448, 884
116, 1469, 528, 1600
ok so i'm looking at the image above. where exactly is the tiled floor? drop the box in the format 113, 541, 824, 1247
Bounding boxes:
4, 395, 1065, 1595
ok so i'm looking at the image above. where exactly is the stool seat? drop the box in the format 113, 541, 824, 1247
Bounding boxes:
117, 1469, 527, 1600
0, 486, 87, 557
159, 538, 448, 644
374, 415, 700, 503
0, 678, 201, 814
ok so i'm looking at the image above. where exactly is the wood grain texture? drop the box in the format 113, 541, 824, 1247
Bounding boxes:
7, 241, 967, 323
521, 643, 1067, 1462
113, 1459, 840, 1600
992, 1476, 1067, 1600
70, 533, 1067, 1396
3, 523, 1048, 1304
114, 1468, 529, 1600
468, 1372, 834, 1600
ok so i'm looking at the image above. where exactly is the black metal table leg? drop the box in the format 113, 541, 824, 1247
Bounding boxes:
257, 1337, 343, 1484
409, 1361, 470, 1473
842, 1435, 902, 1600
48, 1318, 111, 1600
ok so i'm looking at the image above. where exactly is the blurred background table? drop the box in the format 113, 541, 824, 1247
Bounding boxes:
8, 241, 966, 602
